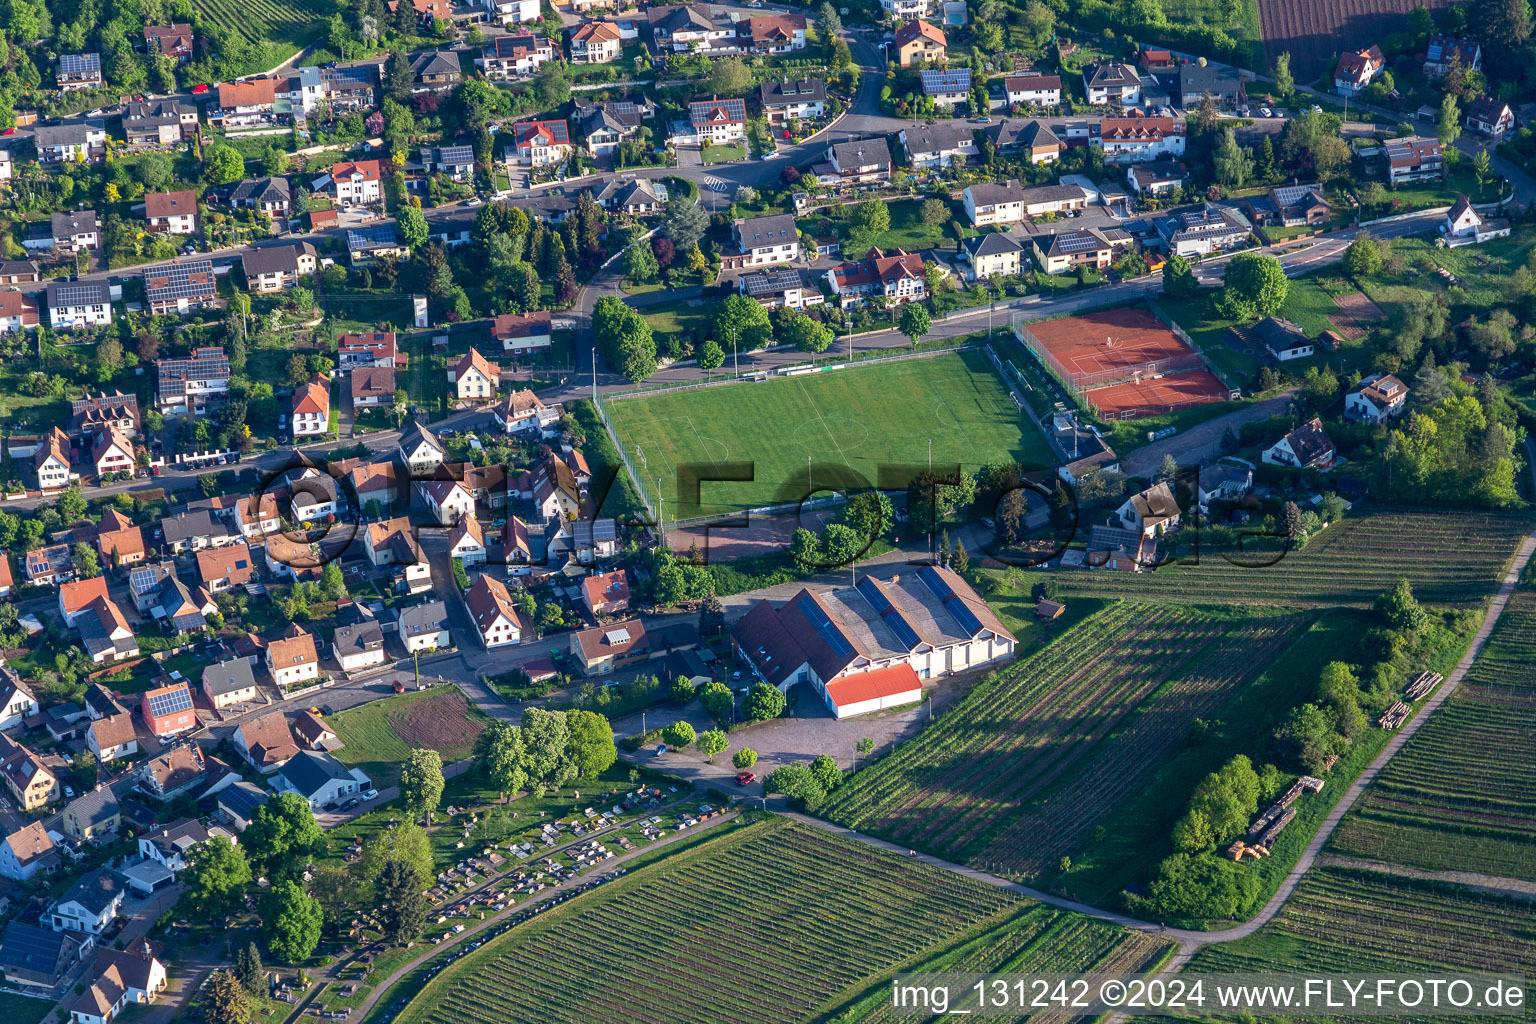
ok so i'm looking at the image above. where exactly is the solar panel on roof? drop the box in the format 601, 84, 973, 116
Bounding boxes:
60, 53, 100, 74
147, 685, 193, 718
944, 595, 983, 636
143, 260, 215, 301
856, 577, 921, 650
796, 594, 853, 657
53, 283, 107, 307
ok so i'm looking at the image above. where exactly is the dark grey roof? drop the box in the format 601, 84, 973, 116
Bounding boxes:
201, 658, 256, 697
230, 176, 292, 205
36, 121, 105, 148
142, 259, 216, 303
218, 779, 269, 820
739, 266, 814, 297
59, 53, 101, 76
66, 786, 121, 828
54, 867, 121, 916
51, 210, 100, 237
348, 223, 403, 250
399, 421, 444, 456
1178, 62, 1240, 97
920, 68, 971, 93
987, 118, 1062, 151
141, 817, 210, 858
735, 213, 798, 249
410, 50, 461, 78
278, 750, 357, 797
904, 121, 976, 154
963, 232, 1023, 258
759, 77, 826, 106
434, 144, 474, 165
46, 279, 110, 308
397, 600, 448, 639
1085, 61, 1139, 88
333, 619, 384, 656
160, 510, 221, 544
242, 241, 316, 277
0, 922, 78, 981
827, 137, 891, 170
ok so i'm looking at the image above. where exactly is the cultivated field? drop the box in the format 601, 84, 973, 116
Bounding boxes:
191, 0, 333, 49
1186, 866, 1536, 1024
602, 350, 1052, 518
1330, 590, 1536, 880
389, 818, 1163, 1024
1259, 0, 1452, 77
1326, 290, 1385, 339
328, 687, 489, 789
1053, 508, 1531, 608
820, 602, 1309, 876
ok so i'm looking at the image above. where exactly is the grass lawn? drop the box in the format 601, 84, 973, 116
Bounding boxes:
1356, 229, 1536, 323
1160, 0, 1263, 67
328, 686, 491, 790
602, 348, 1055, 518
638, 296, 717, 339
826, 198, 963, 258
400, 334, 450, 421
702, 144, 747, 164
0, 993, 54, 1024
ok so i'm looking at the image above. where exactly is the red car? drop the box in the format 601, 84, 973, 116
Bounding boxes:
392, 680, 405, 693
735, 771, 756, 786
191, 83, 209, 94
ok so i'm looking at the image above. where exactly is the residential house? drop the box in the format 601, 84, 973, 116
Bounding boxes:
409, 49, 464, 92
1195, 462, 1253, 514
234, 493, 280, 540
399, 601, 451, 652
962, 180, 1089, 227
0, 259, 40, 286
142, 259, 216, 316
569, 618, 647, 675
95, 509, 146, 567
139, 818, 223, 875
63, 787, 122, 842
740, 11, 806, 53
961, 232, 1023, 280
646, 3, 738, 53
1333, 45, 1385, 95
60, 577, 110, 628
242, 242, 317, 293
451, 348, 500, 402
759, 78, 825, 123
1126, 160, 1188, 196
46, 280, 112, 330
123, 98, 198, 145
826, 247, 925, 307
1178, 62, 1242, 106
58, 53, 103, 92
731, 566, 1015, 703
203, 658, 259, 711
71, 392, 140, 439
141, 684, 196, 738
465, 574, 525, 648
292, 711, 340, 752
485, 0, 540, 24
0, 674, 37, 733
582, 569, 630, 616
33, 121, 106, 164
1384, 136, 1443, 184
34, 427, 71, 490
271, 751, 370, 810
1244, 183, 1331, 226
161, 509, 238, 552
1116, 480, 1181, 537
363, 518, 432, 594
882, 0, 931, 16
814, 137, 892, 185
230, 177, 294, 218
687, 96, 747, 144
447, 515, 488, 566
143, 190, 198, 234
49, 869, 123, 936
920, 68, 970, 107
155, 347, 230, 416
398, 421, 446, 475
900, 121, 978, 168
570, 20, 622, 63
265, 625, 320, 690
90, 424, 135, 479
195, 542, 254, 593
726, 213, 800, 269
479, 31, 554, 77
46, 210, 102, 252
388, 0, 452, 29
144, 23, 194, 61
1031, 227, 1117, 275
1424, 36, 1480, 77
504, 514, 533, 568
738, 267, 825, 310
216, 781, 269, 830
1244, 316, 1314, 361
420, 144, 475, 181
0, 822, 57, 882
324, 159, 385, 205
291, 374, 330, 438
340, 331, 403, 369
1156, 203, 1250, 257
1094, 117, 1186, 163
24, 543, 72, 584
492, 388, 560, 435
333, 620, 386, 673
87, 711, 137, 764
210, 78, 277, 128
1345, 372, 1409, 422
507, 119, 573, 165
492, 310, 553, 354
894, 19, 945, 67
1262, 416, 1336, 468
1445, 194, 1510, 242
1466, 96, 1516, 139
137, 744, 208, 801
415, 479, 476, 525
70, 944, 169, 1024
1004, 73, 1061, 108
1083, 61, 1141, 105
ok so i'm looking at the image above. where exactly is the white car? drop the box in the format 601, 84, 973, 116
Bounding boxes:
1311, 104, 1323, 113
1259, 107, 1272, 117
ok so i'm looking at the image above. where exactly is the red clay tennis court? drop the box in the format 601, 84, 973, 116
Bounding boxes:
1020, 307, 1204, 388
1087, 369, 1232, 419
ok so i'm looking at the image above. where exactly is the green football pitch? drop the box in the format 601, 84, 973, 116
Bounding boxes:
602, 350, 1056, 518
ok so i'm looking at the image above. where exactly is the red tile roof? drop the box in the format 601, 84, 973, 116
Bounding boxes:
823, 663, 923, 708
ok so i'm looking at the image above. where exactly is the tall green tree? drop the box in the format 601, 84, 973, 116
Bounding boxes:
399, 748, 445, 825
1214, 253, 1288, 321
1272, 51, 1293, 96
244, 793, 323, 879
1437, 93, 1462, 148
376, 860, 429, 945
1162, 252, 1198, 298
187, 835, 252, 918
203, 970, 251, 1024
566, 710, 617, 777
233, 942, 264, 996
357, 820, 434, 883
262, 881, 323, 964
475, 722, 527, 802
1213, 127, 1252, 188
898, 303, 931, 346
521, 707, 578, 789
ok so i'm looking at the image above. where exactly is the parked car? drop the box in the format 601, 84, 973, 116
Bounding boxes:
392, 680, 405, 693
1259, 107, 1272, 117
735, 771, 756, 785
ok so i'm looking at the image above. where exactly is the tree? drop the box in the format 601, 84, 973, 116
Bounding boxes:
853, 198, 891, 235
1473, 146, 1493, 187
72, 544, 101, 579
780, 311, 834, 352
1283, 499, 1305, 540
699, 680, 735, 720
809, 753, 841, 793
661, 720, 695, 748
898, 303, 931, 347
1213, 127, 1252, 188
245, 793, 323, 879
203, 144, 246, 186
1162, 252, 1198, 299
320, 562, 347, 601
535, 61, 571, 107
74, 748, 97, 788
670, 676, 695, 705
233, 942, 263, 997
844, 490, 893, 541
377, 860, 428, 946
1214, 253, 1288, 321
357, 821, 434, 884
717, 293, 772, 348
623, 238, 659, 283
188, 835, 252, 918
567, 710, 617, 777
661, 194, 709, 251
203, 970, 251, 1024
398, 204, 429, 250
696, 728, 729, 760
1376, 578, 1429, 634
1272, 702, 1340, 773
764, 763, 826, 808
399, 748, 445, 825
921, 198, 949, 226
1437, 93, 1462, 148
733, 747, 758, 769
57, 485, 87, 523
1273, 51, 1293, 97
521, 707, 578, 788
386, 49, 412, 102
1343, 230, 1384, 277
262, 880, 323, 963
698, 338, 725, 373
475, 722, 527, 801
707, 57, 752, 96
